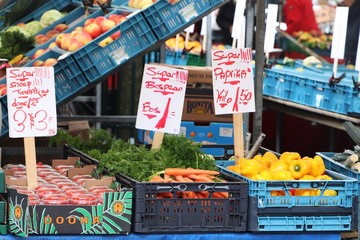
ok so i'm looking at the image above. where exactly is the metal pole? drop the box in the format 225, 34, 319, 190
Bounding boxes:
252, 0, 266, 143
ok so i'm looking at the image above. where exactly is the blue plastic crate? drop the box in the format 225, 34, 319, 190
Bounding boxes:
10, 0, 76, 26
216, 160, 358, 208
71, 9, 157, 83
142, 0, 225, 41
25, 7, 105, 59
256, 216, 352, 232
23, 49, 88, 104
165, 50, 188, 66
263, 68, 292, 100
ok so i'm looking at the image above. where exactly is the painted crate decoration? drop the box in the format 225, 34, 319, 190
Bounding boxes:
8, 188, 132, 236
217, 160, 358, 232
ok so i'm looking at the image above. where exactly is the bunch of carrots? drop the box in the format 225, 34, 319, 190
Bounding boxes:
148, 168, 229, 199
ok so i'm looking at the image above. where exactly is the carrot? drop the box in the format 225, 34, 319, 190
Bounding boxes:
183, 177, 194, 182
150, 175, 165, 182
174, 175, 186, 182
183, 191, 196, 199
164, 174, 172, 182
218, 192, 229, 198
165, 168, 219, 176
187, 174, 214, 182
212, 192, 225, 198
160, 192, 173, 198
199, 191, 209, 198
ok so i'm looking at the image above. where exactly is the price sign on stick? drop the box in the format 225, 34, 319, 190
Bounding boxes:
136, 64, 188, 149
211, 48, 255, 162
264, 4, 278, 63
331, 7, 349, 77
231, 0, 246, 48
6, 67, 57, 189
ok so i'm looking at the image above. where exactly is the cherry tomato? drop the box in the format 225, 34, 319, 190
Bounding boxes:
41, 193, 70, 205
70, 193, 99, 205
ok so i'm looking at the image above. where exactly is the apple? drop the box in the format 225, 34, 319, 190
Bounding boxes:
32, 60, 45, 67
43, 58, 58, 66
61, 36, 76, 50
94, 16, 106, 26
98, 36, 113, 47
75, 31, 93, 45
67, 39, 83, 52
48, 41, 57, 49
35, 34, 50, 45
84, 23, 101, 39
46, 29, 60, 38
110, 30, 121, 40
108, 14, 126, 25
74, 26, 84, 32
100, 19, 116, 33
84, 18, 95, 26
0, 84, 7, 96
53, 23, 68, 32
55, 33, 68, 47
32, 49, 47, 59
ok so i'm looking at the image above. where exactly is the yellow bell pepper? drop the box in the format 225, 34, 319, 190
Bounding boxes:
262, 151, 279, 167
309, 155, 326, 177
253, 155, 269, 170
300, 175, 316, 180
315, 174, 333, 180
239, 159, 264, 178
294, 189, 316, 196
227, 164, 241, 174
269, 159, 289, 172
289, 159, 311, 179
253, 170, 273, 181
271, 170, 294, 180
279, 152, 301, 165
316, 189, 337, 196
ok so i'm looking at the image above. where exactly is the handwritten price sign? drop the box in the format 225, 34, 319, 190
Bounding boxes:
136, 64, 188, 134
211, 48, 255, 114
6, 67, 57, 138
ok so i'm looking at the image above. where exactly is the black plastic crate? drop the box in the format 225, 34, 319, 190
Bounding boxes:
63, 145, 248, 233
117, 173, 248, 233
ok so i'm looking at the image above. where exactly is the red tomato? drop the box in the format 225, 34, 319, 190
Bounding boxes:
56, 181, 77, 190
45, 175, 70, 183
70, 193, 99, 205
64, 187, 89, 198
41, 193, 70, 205
35, 185, 63, 197
3, 164, 26, 171
54, 165, 75, 172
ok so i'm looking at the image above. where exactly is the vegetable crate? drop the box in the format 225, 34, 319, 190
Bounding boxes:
24, 49, 88, 105
62, 145, 249, 233
263, 68, 292, 100
216, 160, 358, 232
117, 173, 248, 233
9, 0, 78, 27
187, 53, 207, 67
165, 50, 188, 66
137, 121, 239, 158
8, 188, 133, 236
142, 0, 225, 41
71, 8, 157, 84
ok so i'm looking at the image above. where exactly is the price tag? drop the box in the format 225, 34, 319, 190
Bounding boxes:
136, 64, 188, 134
6, 67, 57, 138
211, 48, 255, 114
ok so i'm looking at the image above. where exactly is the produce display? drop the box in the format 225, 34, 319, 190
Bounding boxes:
292, 31, 332, 51
49, 128, 217, 182
226, 151, 337, 196
4, 161, 115, 205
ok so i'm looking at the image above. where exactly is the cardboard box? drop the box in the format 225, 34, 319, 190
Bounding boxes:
7, 158, 133, 237
183, 88, 233, 123
58, 121, 90, 141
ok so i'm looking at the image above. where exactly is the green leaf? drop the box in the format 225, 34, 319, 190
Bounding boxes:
69, 208, 92, 231
102, 216, 122, 233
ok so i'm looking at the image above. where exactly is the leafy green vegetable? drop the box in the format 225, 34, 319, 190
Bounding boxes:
50, 129, 217, 181
0, 30, 34, 60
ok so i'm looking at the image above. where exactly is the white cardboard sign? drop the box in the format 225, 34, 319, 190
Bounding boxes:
135, 64, 188, 134
264, 4, 278, 53
231, 0, 246, 40
331, 7, 349, 59
6, 67, 57, 138
356, 32, 360, 71
211, 48, 255, 114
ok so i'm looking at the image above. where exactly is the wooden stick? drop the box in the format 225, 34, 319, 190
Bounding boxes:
24, 137, 38, 190
151, 132, 164, 150
233, 113, 244, 164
